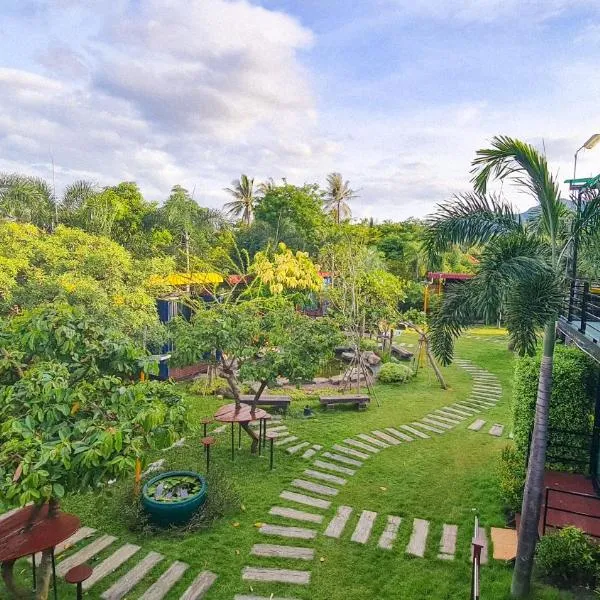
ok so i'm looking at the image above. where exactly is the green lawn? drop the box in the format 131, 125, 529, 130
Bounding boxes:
7, 329, 576, 599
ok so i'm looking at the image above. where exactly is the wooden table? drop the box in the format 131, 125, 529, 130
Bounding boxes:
0, 504, 80, 600
214, 403, 271, 459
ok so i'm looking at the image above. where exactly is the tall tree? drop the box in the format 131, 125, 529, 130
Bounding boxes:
425, 136, 600, 597
0, 173, 56, 230
224, 174, 255, 226
325, 172, 356, 224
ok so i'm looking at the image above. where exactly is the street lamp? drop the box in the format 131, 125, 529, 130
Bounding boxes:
574, 133, 600, 180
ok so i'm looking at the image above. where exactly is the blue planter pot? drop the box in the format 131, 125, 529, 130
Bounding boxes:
142, 471, 207, 526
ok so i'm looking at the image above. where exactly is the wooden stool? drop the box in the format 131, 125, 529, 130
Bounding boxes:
65, 564, 93, 600
266, 432, 277, 470
201, 436, 216, 472
201, 418, 214, 451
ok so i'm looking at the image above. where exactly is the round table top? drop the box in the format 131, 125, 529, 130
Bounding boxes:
65, 563, 93, 584
201, 436, 216, 445
214, 403, 271, 423
201, 417, 214, 425
0, 504, 80, 562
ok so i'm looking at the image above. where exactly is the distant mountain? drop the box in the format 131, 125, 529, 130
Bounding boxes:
519, 198, 576, 222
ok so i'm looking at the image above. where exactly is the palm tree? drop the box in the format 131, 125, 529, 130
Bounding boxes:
0, 173, 56, 230
224, 174, 255, 226
424, 136, 600, 598
325, 172, 356, 224
257, 177, 277, 196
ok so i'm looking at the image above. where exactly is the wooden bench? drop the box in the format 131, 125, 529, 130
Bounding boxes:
319, 395, 370, 410
240, 395, 291, 411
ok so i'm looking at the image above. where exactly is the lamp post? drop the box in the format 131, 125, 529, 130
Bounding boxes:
574, 133, 600, 180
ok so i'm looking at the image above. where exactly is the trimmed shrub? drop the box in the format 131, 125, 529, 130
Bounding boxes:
189, 376, 229, 397
360, 337, 380, 352
378, 362, 414, 384
512, 345, 598, 473
497, 445, 526, 514
536, 526, 597, 587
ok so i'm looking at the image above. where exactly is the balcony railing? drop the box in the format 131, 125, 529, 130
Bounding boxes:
562, 279, 600, 342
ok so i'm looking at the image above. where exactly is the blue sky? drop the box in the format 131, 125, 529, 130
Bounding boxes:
1, 0, 599, 219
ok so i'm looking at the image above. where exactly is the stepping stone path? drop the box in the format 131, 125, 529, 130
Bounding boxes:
234, 358, 503, 597
140, 561, 188, 600
489, 423, 504, 437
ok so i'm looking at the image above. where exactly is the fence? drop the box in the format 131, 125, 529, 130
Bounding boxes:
542, 487, 600, 538
563, 280, 600, 339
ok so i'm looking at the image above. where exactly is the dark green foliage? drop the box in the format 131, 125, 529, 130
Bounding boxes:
497, 445, 526, 513
512, 345, 598, 473
378, 362, 414, 384
535, 526, 598, 588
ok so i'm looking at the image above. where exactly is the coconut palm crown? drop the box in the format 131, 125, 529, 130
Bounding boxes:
424, 135, 600, 598
224, 174, 255, 226
325, 172, 357, 224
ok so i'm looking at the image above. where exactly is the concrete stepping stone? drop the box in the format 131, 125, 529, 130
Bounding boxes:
280, 491, 331, 510
460, 401, 490, 411
291, 479, 339, 496
385, 427, 414, 442
180, 571, 218, 600
378, 516, 402, 550
438, 524, 458, 560
428, 413, 460, 425
435, 409, 465, 421
471, 391, 500, 400
324, 505, 353, 539
406, 518, 429, 557
251, 544, 314, 561
443, 406, 474, 417
31, 526, 97, 565
287, 441, 310, 454
260, 524, 317, 540
351, 510, 378, 544
83, 543, 140, 590
468, 419, 486, 431
301, 444, 322, 460
357, 433, 389, 448
371, 430, 401, 445
274, 436, 298, 447
465, 398, 495, 407
212, 424, 227, 434
343, 438, 380, 453
140, 561, 189, 600
313, 459, 356, 476
57, 534, 117, 577
269, 506, 324, 524
303, 469, 347, 486
399, 425, 430, 439
322, 452, 363, 467
242, 567, 310, 585
101, 552, 164, 600
472, 527, 489, 564
412, 422, 445, 434
473, 386, 501, 395
422, 417, 453, 430
332, 444, 369, 459
489, 424, 504, 437
453, 403, 479, 413
266, 425, 288, 433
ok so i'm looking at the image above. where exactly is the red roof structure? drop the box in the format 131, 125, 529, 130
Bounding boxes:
427, 272, 474, 281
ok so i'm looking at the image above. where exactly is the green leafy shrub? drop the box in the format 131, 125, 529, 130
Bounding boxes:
536, 526, 597, 587
497, 445, 525, 513
378, 362, 414, 384
360, 337, 380, 352
512, 345, 598, 473
189, 376, 229, 396
398, 308, 427, 326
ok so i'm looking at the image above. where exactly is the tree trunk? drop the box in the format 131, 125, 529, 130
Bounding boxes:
2, 560, 27, 599
35, 550, 53, 600
511, 321, 556, 598
253, 380, 268, 411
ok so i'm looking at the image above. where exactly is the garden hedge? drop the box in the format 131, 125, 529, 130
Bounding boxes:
512, 344, 598, 474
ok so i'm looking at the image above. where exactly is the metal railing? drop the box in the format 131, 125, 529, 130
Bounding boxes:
563, 279, 600, 339
542, 487, 600, 538
526, 428, 596, 474
471, 517, 483, 600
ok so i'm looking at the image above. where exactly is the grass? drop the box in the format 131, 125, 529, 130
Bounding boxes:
6, 328, 578, 599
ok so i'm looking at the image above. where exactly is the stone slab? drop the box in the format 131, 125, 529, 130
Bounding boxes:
412, 421, 445, 434
212, 425, 227, 434
280, 491, 331, 510
267, 425, 289, 433
322, 452, 363, 467
378, 515, 402, 550
490, 527, 517, 561
343, 438, 380, 453
180, 571, 218, 600
468, 419, 486, 431
351, 510, 378, 544
301, 448, 318, 460
287, 441, 311, 454
101, 552, 164, 600
472, 526, 489, 564
313, 459, 356, 475
274, 436, 298, 447
435, 409, 465, 421
291, 479, 339, 496
332, 444, 369, 459
452, 403, 479, 414
357, 433, 389, 448
428, 413, 460, 425
442, 406, 473, 417
83, 543, 141, 590
242, 567, 310, 585
399, 425, 430, 439
324, 505, 353, 538
406, 518, 429, 557
489, 424, 504, 437
422, 417, 453, 430
260, 524, 317, 540
139, 561, 189, 600
303, 469, 347, 486
269, 506, 324, 524
251, 544, 314, 561
57, 534, 117, 577
371, 430, 401, 445
465, 398, 495, 407
438, 524, 458, 560
385, 427, 414, 442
